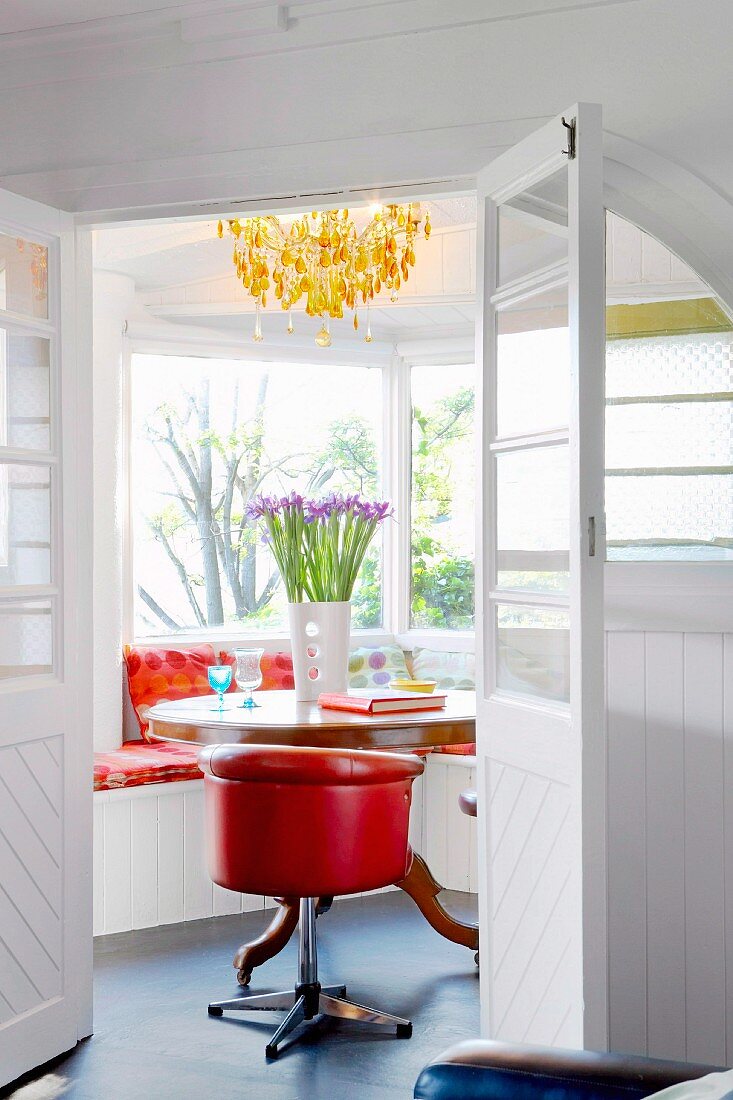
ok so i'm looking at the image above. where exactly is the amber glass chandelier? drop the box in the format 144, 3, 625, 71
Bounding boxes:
217, 203, 431, 346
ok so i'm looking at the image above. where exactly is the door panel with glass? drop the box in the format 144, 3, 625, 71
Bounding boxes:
475, 105, 606, 1049
0, 194, 92, 1087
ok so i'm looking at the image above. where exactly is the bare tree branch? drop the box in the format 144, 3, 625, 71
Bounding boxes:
137, 586, 181, 632
145, 516, 206, 627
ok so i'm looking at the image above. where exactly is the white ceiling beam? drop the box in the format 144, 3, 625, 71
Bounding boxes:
144, 293, 475, 317
180, 3, 288, 42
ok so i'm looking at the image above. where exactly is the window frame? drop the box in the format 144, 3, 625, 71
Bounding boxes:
394, 337, 477, 651
0, 221, 62, 689
122, 333, 478, 652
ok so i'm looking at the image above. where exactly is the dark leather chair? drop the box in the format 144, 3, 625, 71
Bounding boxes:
414, 1040, 724, 1099
200, 742, 424, 1059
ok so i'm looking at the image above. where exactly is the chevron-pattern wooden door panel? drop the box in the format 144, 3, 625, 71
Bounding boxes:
0, 738, 63, 1022
0, 187, 92, 1088
475, 106, 606, 1049
485, 758, 580, 1045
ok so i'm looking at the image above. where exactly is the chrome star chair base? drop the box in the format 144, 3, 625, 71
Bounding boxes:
208, 897, 412, 1059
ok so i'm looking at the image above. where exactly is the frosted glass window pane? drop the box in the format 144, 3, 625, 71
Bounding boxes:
497, 285, 569, 438
0, 233, 48, 320
0, 600, 53, 679
604, 211, 733, 561
0, 329, 51, 451
607, 334, 732, 400
496, 603, 569, 703
497, 446, 569, 593
606, 401, 733, 469
606, 474, 733, 559
498, 169, 568, 285
0, 464, 52, 585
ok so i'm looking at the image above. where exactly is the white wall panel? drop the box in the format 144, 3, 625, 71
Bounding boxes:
157, 791, 185, 926
131, 797, 158, 929
182, 787, 213, 921
607, 632, 647, 1055
683, 634, 726, 1065
644, 632, 686, 1060
724, 637, 733, 1066
607, 628, 733, 1065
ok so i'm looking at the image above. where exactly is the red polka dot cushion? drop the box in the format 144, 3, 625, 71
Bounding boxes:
219, 650, 294, 692
348, 644, 410, 689
94, 741, 202, 791
124, 644, 221, 743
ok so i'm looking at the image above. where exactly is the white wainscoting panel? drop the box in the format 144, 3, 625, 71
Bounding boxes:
93, 781, 274, 936
606, 630, 733, 1065
93, 755, 477, 936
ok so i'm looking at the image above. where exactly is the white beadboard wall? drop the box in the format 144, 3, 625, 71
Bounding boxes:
93, 754, 477, 937
606, 629, 733, 1066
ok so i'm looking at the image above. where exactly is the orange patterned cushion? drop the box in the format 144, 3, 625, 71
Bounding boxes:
94, 741, 201, 791
124, 644, 220, 742
219, 650, 294, 692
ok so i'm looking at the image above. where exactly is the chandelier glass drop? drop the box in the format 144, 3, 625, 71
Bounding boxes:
217, 204, 430, 347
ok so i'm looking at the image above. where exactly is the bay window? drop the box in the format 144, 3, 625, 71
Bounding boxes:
128, 348, 478, 643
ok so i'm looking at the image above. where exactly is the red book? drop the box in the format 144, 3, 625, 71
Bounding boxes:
317, 689, 447, 715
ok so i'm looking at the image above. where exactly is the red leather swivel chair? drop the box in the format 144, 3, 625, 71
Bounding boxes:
199, 743, 425, 1059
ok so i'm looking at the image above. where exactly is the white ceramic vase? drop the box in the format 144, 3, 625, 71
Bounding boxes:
288, 600, 351, 702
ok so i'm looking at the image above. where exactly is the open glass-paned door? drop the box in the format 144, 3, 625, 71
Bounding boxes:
0, 188, 92, 1086
475, 104, 606, 1048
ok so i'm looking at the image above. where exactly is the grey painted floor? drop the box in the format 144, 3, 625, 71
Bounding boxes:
4, 891, 479, 1100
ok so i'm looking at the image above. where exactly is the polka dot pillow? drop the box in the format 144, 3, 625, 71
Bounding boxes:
124, 644, 220, 742
259, 651, 294, 690
348, 644, 410, 689
411, 646, 475, 690
219, 650, 294, 692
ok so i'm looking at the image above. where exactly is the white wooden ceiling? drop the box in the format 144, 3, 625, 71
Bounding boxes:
0, 0, 731, 224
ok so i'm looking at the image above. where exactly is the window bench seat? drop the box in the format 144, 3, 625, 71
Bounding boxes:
94, 740, 202, 791
93, 752, 476, 936
91, 641, 477, 935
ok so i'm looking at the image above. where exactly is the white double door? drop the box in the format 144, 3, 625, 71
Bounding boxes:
475, 105, 607, 1048
0, 105, 606, 1083
0, 187, 92, 1086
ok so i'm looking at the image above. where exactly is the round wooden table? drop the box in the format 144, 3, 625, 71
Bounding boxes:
148, 689, 478, 986
147, 688, 476, 751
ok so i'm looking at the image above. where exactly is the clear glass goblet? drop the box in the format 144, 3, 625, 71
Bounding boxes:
234, 648, 264, 708
208, 665, 232, 711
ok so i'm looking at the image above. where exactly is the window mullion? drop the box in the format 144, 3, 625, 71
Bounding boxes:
384, 352, 411, 638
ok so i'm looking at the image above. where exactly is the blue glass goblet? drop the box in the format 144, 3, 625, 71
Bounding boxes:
208, 665, 232, 711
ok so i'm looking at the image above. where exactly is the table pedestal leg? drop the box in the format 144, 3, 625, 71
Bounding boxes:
233, 895, 336, 986
397, 852, 479, 960
234, 897, 300, 987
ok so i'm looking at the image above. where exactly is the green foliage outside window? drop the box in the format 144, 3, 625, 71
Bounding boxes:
134, 356, 475, 636
409, 377, 475, 630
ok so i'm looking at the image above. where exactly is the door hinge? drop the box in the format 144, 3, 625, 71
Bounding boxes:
588, 515, 596, 557
562, 116, 576, 160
